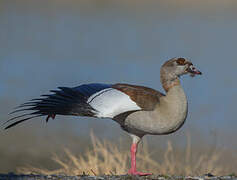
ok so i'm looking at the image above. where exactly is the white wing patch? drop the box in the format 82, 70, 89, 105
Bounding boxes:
87, 88, 141, 118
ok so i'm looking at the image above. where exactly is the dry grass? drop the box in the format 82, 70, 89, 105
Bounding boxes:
17, 132, 231, 176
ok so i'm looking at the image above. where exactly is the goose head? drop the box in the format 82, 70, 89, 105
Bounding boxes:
161, 57, 202, 79
160, 57, 202, 92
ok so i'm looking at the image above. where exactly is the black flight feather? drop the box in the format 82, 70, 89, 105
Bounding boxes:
4, 83, 112, 129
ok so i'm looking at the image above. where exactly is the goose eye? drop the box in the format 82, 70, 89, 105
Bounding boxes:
189, 65, 195, 70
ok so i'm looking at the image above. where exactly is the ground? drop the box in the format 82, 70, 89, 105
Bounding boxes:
0, 173, 237, 180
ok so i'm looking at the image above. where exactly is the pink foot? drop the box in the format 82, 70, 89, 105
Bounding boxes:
128, 169, 152, 176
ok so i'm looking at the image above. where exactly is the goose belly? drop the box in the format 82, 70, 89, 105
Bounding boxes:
124, 104, 188, 135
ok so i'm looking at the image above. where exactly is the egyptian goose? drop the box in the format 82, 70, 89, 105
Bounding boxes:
4, 57, 201, 176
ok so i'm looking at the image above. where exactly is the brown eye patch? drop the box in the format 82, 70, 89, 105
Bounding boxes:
176, 58, 186, 65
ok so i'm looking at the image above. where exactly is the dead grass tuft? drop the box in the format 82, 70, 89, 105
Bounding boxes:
17, 132, 231, 176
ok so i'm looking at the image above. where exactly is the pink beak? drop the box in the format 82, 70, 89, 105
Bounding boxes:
188, 65, 202, 75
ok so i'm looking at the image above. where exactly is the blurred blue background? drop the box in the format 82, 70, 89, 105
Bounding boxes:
0, 0, 237, 172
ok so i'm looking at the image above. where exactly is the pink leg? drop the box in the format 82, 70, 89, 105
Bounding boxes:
128, 143, 152, 176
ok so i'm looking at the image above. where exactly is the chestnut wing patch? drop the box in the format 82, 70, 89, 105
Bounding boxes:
112, 83, 164, 111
